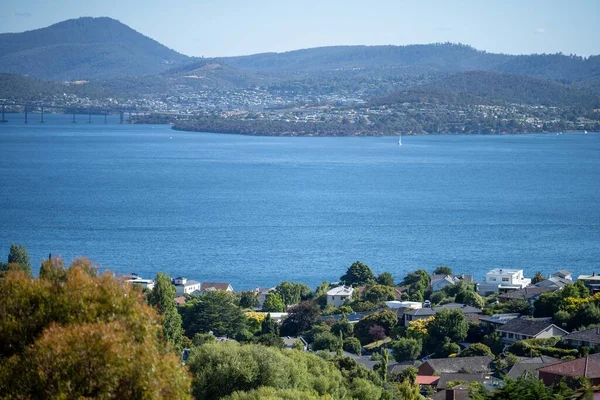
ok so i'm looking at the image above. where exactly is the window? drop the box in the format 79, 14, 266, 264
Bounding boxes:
502, 278, 510, 282
490, 278, 496, 281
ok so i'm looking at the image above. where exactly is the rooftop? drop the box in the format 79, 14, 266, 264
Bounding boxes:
326, 286, 354, 296
537, 353, 600, 379
200, 282, 233, 291
173, 279, 199, 286
564, 326, 600, 344
404, 303, 482, 317
487, 268, 523, 275
422, 356, 493, 374
498, 286, 557, 300
497, 318, 565, 336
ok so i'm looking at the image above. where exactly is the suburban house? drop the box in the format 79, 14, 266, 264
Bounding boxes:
553, 270, 573, 281
326, 286, 354, 307
537, 353, 600, 386
562, 326, 600, 349
503, 356, 561, 380
497, 286, 557, 304
436, 373, 491, 391
281, 336, 307, 351
403, 303, 482, 327
534, 276, 572, 289
418, 356, 493, 376
172, 276, 201, 295
174, 296, 186, 305
430, 274, 473, 292
199, 282, 234, 293
578, 273, 600, 293
477, 269, 531, 296
124, 275, 155, 290
496, 318, 568, 344
254, 287, 275, 309
479, 313, 520, 330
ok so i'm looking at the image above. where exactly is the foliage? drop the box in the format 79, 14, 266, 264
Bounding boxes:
330, 317, 353, 339
376, 272, 395, 287
532, 271, 544, 284
456, 290, 485, 309
280, 301, 321, 336
368, 325, 387, 341
401, 270, 430, 302
340, 261, 375, 286
192, 332, 217, 347
487, 374, 576, 399
390, 338, 422, 361
224, 386, 330, 400
438, 340, 461, 357
433, 266, 453, 275
458, 343, 493, 357
251, 334, 285, 349
363, 284, 395, 303
304, 324, 332, 344
180, 290, 247, 338
427, 309, 468, 350
508, 337, 578, 358
239, 291, 260, 309
0, 263, 191, 398
186, 341, 349, 400
391, 378, 422, 400
5, 244, 32, 276
148, 272, 185, 350
312, 332, 342, 352
354, 310, 398, 344
263, 293, 286, 312
275, 282, 312, 307
429, 291, 446, 305
406, 316, 433, 342
343, 337, 362, 355
533, 292, 562, 318
485, 299, 531, 316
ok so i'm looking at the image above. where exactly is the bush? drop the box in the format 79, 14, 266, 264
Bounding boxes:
390, 338, 422, 362
311, 332, 342, 352
343, 337, 362, 355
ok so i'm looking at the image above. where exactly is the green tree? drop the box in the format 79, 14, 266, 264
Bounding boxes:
331, 316, 353, 339
39, 255, 66, 283
458, 343, 493, 357
180, 291, 247, 338
438, 340, 461, 357
148, 272, 185, 350
275, 282, 311, 307
427, 309, 468, 349
354, 310, 398, 344
390, 338, 422, 362
343, 337, 362, 355
533, 292, 561, 318
311, 331, 342, 351
458, 290, 485, 309
192, 333, 216, 347
532, 271, 545, 284
6, 243, 31, 276
433, 266, 452, 275
363, 284, 395, 303
261, 313, 280, 336
340, 261, 375, 286
263, 293, 286, 312
239, 291, 259, 309
376, 272, 395, 287
280, 301, 321, 336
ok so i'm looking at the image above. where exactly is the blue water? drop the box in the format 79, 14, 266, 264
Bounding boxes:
1, 114, 599, 290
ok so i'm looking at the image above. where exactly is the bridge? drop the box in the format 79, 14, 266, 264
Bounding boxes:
0, 103, 137, 124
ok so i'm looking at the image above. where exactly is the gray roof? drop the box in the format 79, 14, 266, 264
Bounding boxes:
422, 356, 493, 374
404, 303, 482, 317
503, 355, 561, 379
497, 318, 565, 336
498, 286, 557, 300
388, 361, 420, 375
436, 373, 487, 389
534, 277, 571, 288
553, 270, 572, 276
564, 326, 600, 344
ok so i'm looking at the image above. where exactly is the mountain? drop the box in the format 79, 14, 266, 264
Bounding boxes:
373, 71, 600, 108
0, 17, 189, 80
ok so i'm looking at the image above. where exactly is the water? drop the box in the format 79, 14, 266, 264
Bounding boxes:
1, 114, 599, 290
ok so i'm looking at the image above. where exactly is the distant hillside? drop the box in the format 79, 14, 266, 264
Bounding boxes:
0, 17, 189, 80
373, 71, 600, 108
0, 73, 114, 101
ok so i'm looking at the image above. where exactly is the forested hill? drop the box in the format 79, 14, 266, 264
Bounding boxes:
373, 71, 600, 108
0, 17, 189, 80
215, 43, 600, 84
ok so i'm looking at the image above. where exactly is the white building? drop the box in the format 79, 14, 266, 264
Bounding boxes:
124, 275, 155, 290
326, 286, 354, 307
477, 268, 531, 296
172, 276, 201, 295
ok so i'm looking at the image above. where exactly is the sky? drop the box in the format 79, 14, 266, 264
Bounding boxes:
0, 0, 598, 58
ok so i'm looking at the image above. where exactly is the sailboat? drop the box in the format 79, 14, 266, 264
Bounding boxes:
398, 134, 402, 147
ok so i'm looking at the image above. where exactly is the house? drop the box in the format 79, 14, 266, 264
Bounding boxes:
479, 313, 520, 330
430, 274, 473, 292
322, 311, 372, 324
281, 336, 307, 351
326, 286, 354, 307
200, 282, 234, 293
254, 287, 275, 309
436, 373, 490, 390
552, 270, 572, 281
403, 303, 482, 327
496, 318, 568, 344
578, 273, 600, 293
126, 276, 155, 290
504, 356, 561, 380
418, 356, 493, 376
534, 276, 571, 289
562, 326, 600, 349
537, 353, 600, 386
174, 296, 186, 305
431, 385, 470, 400
497, 286, 557, 304
172, 277, 201, 295
477, 269, 531, 296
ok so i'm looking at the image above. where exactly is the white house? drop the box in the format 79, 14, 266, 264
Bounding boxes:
552, 270, 572, 281
326, 286, 354, 307
172, 276, 201, 295
477, 269, 531, 296
124, 275, 155, 290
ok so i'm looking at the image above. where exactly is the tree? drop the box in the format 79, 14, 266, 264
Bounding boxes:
275, 282, 311, 307
458, 343, 493, 357
263, 293, 286, 312
402, 270, 430, 302
39, 255, 66, 283
180, 291, 246, 338
261, 313, 280, 336
148, 272, 185, 350
390, 338, 422, 362
340, 261, 375, 286
343, 337, 362, 355
363, 284, 395, 303
458, 291, 485, 309
427, 309, 468, 349
533, 292, 561, 318
378, 348, 390, 383
532, 271, 544, 284
438, 341, 461, 357
331, 316, 353, 339
376, 272, 395, 287
6, 243, 31, 276
311, 331, 342, 351
433, 266, 452, 275
368, 325, 387, 341
354, 310, 398, 344
0, 262, 192, 398
280, 301, 321, 336
239, 291, 259, 309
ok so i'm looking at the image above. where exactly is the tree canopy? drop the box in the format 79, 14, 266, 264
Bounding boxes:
340, 261, 375, 286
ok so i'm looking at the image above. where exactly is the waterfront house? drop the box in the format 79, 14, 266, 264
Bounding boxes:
537, 353, 600, 386
200, 282, 234, 293
503, 356, 561, 380
562, 326, 600, 349
430, 274, 473, 292
418, 356, 493, 376
123, 274, 155, 290
534, 276, 571, 289
254, 287, 275, 309
578, 273, 600, 293
479, 313, 521, 330
326, 286, 354, 307
172, 276, 201, 295
552, 270, 573, 281
496, 318, 568, 344
497, 286, 557, 304
477, 269, 531, 296
404, 303, 482, 327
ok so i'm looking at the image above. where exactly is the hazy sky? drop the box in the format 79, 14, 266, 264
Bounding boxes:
0, 0, 598, 57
